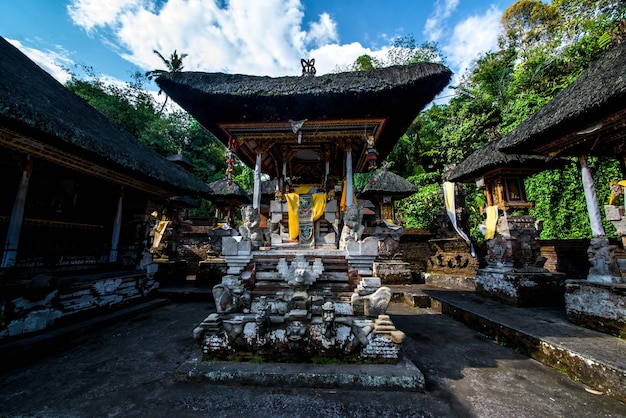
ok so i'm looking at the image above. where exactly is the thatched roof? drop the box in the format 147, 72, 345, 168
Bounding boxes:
156, 62, 452, 178
208, 179, 251, 206
497, 42, 626, 157
247, 179, 280, 197
358, 169, 418, 199
0, 36, 212, 198
167, 153, 194, 170
447, 140, 569, 183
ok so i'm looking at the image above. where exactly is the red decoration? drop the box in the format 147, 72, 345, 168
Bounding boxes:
366, 136, 378, 184
225, 137, 237, 185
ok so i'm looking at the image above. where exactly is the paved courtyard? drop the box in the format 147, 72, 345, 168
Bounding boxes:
1, 300, 625, 417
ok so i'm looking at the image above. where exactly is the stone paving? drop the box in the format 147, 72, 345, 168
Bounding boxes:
1, 299, 626, 417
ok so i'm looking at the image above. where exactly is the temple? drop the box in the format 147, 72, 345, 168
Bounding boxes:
157, 61, 451, 361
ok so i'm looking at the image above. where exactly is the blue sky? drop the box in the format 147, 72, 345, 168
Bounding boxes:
1, 0, 516, 99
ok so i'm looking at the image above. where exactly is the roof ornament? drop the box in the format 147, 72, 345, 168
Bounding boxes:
289, 119, 307, 144
301, 58, 316, 76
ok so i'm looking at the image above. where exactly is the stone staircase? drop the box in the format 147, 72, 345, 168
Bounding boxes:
248, 250, 356, 302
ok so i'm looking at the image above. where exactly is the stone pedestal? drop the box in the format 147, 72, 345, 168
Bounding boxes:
565, 280, 626, 338
424, 237, 477, 290
346, 236, 378, 275
475, 267, 565, 307
564, 207, 626, 338
476, 215, 565, 307
373, 261, 412, 285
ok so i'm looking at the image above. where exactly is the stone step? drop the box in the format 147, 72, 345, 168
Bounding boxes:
254, 271, 348, 282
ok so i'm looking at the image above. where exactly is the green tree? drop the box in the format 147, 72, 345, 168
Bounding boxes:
500, 0, 562, 53
145, 49, 188, 114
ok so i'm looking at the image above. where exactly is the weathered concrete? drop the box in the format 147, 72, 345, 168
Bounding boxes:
421, 286, 626, 403
565, 279, 626, 338
177, 354, 424, 391
474, 267, 565, 307
373, 260, 413, 285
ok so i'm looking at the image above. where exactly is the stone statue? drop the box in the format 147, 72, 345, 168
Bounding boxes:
339, 205, 364, 249
239, 204, 263, 246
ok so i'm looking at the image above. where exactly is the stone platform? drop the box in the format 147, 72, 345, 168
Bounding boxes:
175, 353, 424, 391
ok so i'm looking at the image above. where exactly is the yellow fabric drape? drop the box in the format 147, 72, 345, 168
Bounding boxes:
383, 219, 402, 230
609, 180, 626, 205
485, 205, 498, 240
153, 220, 169, 248
295, 184, 315, 194
312, 193, 327, 221
339, 179, 358, 211
285, 193, 300, 240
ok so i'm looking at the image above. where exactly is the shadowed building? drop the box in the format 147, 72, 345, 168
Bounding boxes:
0, 36, 212, 341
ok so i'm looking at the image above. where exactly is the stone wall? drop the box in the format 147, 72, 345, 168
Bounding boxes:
539, 239, 591, 280
0, 270, 157, 342
398, 229, 436, 277
399, 233, 595, 282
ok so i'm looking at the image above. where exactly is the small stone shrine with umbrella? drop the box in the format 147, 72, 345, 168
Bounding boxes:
358, 162, 418, 284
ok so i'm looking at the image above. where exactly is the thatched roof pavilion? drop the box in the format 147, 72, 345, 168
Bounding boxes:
447, 140, 568, 183
497, 41, 626, 157
156, 62, 452, 183
208, 179, 251, 207
0, 36, 212, 199
359, 168, 418, 199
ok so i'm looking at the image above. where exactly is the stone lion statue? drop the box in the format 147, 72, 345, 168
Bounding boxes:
339, 205, 364, 249
239, 205, 263, 245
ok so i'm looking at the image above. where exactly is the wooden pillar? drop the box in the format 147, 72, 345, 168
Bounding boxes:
109, 188, 124, 263
579, 155, 605, 237
2, 156, 32, 268
345, 145, 354, 208
253, 153, 262, 211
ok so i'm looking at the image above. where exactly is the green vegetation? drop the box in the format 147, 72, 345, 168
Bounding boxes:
379, 1, 625, 239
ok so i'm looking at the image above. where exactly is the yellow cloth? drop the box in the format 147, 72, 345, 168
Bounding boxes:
339, 179, 358, 211
609, 180, 626, 205
153, 220, 169, 248
312, 193, 327, 221
295, 184, 315, 194
383, 219, 402, 230
285, 193, 300, 240
485, 205, 498, 240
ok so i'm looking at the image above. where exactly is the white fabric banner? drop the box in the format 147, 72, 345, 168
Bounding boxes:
443, 181, 474, 256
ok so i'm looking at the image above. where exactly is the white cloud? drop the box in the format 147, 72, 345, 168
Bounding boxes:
8, 39, 74, 84
306, 12, 338, 47
443, 5, 502, 79
423, 0, 460, 42
67, 0, 145, 32
308, 42, 377, 74
67, 0, 354, 76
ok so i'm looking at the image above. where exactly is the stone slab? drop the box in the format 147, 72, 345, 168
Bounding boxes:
565, 279, 626, 337
175, 354, 425, 392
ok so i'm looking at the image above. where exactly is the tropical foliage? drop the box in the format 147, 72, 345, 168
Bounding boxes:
386, 0, 625, 240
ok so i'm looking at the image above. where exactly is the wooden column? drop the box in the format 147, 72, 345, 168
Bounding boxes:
579, 154, 605, 237
2, 156, 32, 268
345, 145, 354, 208
253, 153, 262, 211
109, 188, 124, 262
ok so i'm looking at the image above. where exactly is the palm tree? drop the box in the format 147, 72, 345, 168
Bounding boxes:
146, 49, 188, 113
